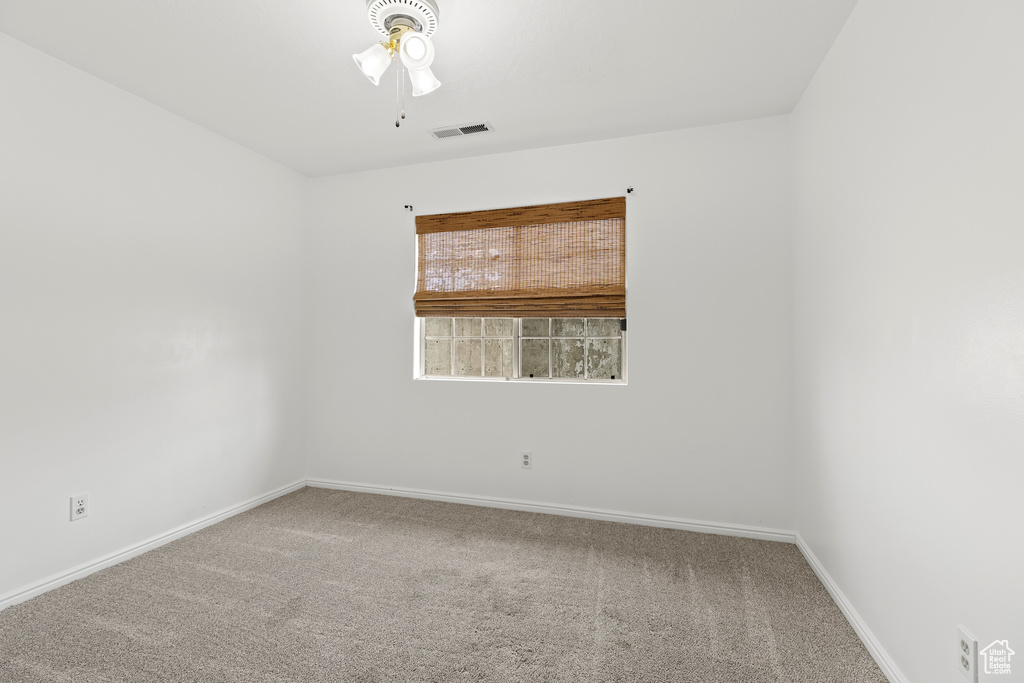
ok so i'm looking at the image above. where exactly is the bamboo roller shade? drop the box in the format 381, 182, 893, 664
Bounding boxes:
415, 197, 625, 318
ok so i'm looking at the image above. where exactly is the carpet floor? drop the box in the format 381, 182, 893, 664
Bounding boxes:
0, 488, 887, 682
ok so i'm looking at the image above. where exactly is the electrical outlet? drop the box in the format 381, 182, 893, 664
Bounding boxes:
70, 493, 89, 521
521, 451, 532, 469
958, 625, 978, 682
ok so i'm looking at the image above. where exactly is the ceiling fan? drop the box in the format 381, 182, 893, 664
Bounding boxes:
352, 0, 441, 126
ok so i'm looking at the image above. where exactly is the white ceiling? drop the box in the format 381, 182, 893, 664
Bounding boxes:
0, 0, 858, 177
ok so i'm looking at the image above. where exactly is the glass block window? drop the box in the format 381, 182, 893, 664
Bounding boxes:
421, 318, 625, 382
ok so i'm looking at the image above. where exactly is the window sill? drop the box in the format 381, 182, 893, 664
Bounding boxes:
416, 375, 627, 386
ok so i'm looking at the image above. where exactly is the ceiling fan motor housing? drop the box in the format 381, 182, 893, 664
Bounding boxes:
366, 0, 439, 37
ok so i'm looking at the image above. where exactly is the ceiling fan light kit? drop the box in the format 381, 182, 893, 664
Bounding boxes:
353, 0, 441, 125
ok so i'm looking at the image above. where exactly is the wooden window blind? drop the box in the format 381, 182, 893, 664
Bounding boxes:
414, 197, 626, 318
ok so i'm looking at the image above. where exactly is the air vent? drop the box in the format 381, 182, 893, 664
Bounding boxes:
430, 122, 493, 140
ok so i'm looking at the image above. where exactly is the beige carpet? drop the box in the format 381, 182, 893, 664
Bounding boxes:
0, 488, 887, 682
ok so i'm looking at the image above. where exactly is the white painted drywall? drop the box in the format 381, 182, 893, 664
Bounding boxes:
792, 1, 1024, 682
305, 117, 796, 532
0, 34, 309, 598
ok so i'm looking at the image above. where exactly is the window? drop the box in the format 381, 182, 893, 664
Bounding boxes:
421, 317, 625, 382
414, 197, 626, 383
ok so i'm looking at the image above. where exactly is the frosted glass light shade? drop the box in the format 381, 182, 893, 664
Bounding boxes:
395, 32, 440, 96
408, 66, 441, 97
353, 43, 392, 85
399, 32, 434, 71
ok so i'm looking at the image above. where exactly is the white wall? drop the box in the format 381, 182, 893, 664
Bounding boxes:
0, 34, 309, 598
792, 2, 1024, 682
305, 117, 796, 532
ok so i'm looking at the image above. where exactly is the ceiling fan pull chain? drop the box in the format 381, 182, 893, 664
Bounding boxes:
395, 61, 401, 127
401, 63, 406, 120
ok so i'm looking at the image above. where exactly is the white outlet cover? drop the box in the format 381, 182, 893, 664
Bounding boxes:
958, 625, 978, 683
521, 451, 532, 469
70, 493, 89, 521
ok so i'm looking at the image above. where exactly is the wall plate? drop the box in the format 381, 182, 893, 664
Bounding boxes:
70, 493, 89, 521
958, 625, 978, 683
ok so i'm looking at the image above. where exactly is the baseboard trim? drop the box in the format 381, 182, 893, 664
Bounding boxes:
305, 478, 796, 543
0, 476, 906, 683
794, 534, 907, 683
0, 479, 306, 613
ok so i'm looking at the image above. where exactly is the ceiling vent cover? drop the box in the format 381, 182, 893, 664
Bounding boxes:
430, 122, 493, 140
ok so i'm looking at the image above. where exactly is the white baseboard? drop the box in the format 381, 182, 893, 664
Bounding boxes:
0, 479, 306, 612
305, 478, 797, 543
795, 534, 908, 683
0, 475, 906, 683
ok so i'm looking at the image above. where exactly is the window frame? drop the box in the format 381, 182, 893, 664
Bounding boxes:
417, 317, 627, 384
